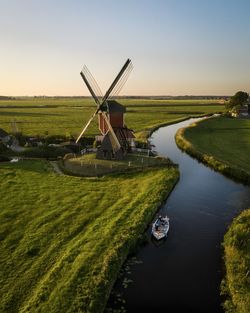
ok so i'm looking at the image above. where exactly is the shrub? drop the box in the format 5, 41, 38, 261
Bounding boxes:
21, 146, 71, 158
0, 155, 10, 162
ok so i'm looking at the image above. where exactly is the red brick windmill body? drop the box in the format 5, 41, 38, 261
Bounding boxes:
76, 59, 134, 159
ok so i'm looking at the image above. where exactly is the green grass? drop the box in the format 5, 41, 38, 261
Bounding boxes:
62, 153, 174, 176
0, 98, 224, 312
175, 116, 250, 183
221, 209, 250, 313
0, 160, 179, 313
0, 98, 224, 139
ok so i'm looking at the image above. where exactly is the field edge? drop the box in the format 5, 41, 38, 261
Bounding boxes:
174, 117, 250, 185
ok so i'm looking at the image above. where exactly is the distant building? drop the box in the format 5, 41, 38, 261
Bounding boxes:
231, 104, 249, 118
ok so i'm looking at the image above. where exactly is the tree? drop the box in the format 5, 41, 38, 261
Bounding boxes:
226, 91, 249, 110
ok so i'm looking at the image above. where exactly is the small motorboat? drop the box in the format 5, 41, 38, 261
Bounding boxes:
152, 215, 170, 240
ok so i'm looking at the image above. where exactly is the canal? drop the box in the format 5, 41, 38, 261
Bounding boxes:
106, 117, 250, 313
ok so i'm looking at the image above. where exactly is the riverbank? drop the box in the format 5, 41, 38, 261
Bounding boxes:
175, 116, 250, 185
0, 160, 179, 313
221, 208, 250, 313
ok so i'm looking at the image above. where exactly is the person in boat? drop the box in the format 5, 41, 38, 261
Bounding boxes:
159, 215, 168, 225
155, 216, 160, 230
159, 215, 165, 222
155, 215, 162, 230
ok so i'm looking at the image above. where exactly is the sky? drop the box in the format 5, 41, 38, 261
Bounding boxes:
0, 0, 250, 96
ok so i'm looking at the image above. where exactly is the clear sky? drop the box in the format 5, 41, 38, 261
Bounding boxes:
1, 0, 250, 96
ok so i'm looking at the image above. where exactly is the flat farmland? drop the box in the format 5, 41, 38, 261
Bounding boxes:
182, 117, 250, 174
0, 98, 225, 138
0, 98, 225, 313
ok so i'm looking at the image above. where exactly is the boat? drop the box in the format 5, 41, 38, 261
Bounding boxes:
152, 215, 170, 240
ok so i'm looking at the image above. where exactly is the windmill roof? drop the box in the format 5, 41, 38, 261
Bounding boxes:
100, 133, 114, 151
106, 100, 126, 113
0, 128, 9, 138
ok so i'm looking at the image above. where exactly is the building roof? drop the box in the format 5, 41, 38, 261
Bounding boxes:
102, 100, 126, 113
114, 127, 135, 139
100, 132, 114, 151
0, 128, 9, 138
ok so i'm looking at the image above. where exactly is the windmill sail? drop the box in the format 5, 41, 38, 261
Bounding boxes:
102, 59, 132, 103
80, 65, 103, 105
76, 59, 133, 152
109, 61, 133, 98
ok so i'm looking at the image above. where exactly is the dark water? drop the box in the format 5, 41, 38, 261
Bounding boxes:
106, 117, 250, 313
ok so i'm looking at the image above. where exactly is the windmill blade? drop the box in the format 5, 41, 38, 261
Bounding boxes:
75, 111, 98, 143
80, 67, 102, 107
81, 65, 103, 105
101, 59, 132, 104
101, 112, 121, 151
109, 61, 133, 98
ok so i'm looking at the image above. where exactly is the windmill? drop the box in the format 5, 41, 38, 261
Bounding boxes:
76, 59, 134, 159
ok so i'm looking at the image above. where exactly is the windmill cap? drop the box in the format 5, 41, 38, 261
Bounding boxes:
102, 100, 126, 113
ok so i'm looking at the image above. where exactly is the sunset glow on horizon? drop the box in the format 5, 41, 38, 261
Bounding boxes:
1, 0, 250, 97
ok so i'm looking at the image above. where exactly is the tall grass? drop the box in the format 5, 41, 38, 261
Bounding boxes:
221, 209, 250, 313
0, 160, 179, 313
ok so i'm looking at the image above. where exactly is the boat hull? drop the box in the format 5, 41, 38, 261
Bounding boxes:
152, 217, 169, 240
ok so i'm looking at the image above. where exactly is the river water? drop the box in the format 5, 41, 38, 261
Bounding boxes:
106, 117, 250, 313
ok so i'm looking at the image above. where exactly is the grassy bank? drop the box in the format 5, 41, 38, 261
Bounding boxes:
175, 116, 250, 184
61, 153, 175, 177
0, 160, 179, 313
221, 209, 250, 313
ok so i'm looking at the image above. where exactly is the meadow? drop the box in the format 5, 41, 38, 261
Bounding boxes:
0, 160, 178, 313
0, 98, 224, 313
175, 116, 250, 183
61, 152, 174, 176
0, 98, 224, 139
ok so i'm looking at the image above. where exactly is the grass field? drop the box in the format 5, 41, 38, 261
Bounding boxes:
0, 98, 224, 313
61, 153, 174, 176
175, 116, 250, 183
0, 98, 224, 138
221, 208, 250, 313
0, 160, 178, 313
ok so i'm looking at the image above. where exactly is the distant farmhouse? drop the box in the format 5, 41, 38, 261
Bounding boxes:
231, 102, 250, 118
230, 92, 250, 118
